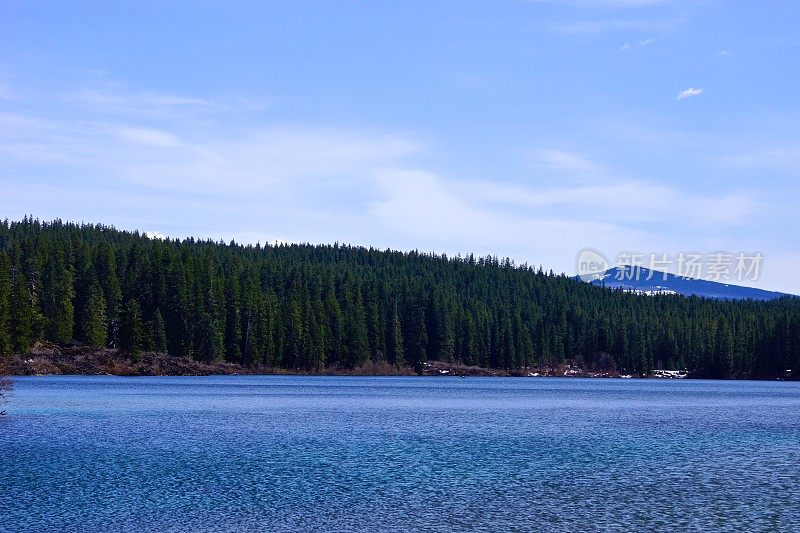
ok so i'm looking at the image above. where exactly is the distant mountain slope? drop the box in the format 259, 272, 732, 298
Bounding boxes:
584, 266, 788, 301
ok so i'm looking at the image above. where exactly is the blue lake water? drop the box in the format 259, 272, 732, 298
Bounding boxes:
1, 376, 799, 532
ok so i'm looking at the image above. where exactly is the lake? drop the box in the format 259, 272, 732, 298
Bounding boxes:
1, 376, 799, 531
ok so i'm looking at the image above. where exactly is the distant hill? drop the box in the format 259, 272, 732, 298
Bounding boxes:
582, 266, 789, 301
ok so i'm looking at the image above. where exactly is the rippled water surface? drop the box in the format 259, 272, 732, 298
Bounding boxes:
1, 376, 799, 532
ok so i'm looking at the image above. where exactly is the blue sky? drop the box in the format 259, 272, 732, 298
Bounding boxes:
2, 0, 799, 291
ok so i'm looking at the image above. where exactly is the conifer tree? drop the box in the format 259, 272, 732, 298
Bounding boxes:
152, 308, 167, 353
72, 240, 94, 344
83, 281, 108, 347
196, 311, 223, 362
462, 312, 478, 367
439, 303, 456, 363
41, 243, 74, 344
224, 273, 242, 362
411, 303, 428, 373
344, 287, 370, 368
387, 299, 404, 366
10, 272, 34, 354
119, 298, 143, 362
0, 253, 11, 355
94, 242, 122, 347
165, 251, 191, 356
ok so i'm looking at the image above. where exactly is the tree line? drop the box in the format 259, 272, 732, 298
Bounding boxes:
0, 217, 797, 379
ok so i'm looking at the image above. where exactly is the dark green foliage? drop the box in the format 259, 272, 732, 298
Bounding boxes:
83, 281, 108, 347
10, 271, 34, 354
0, 218, 799, 379
41, 242, 74, 343
152, 308, 167, 354
93, 241, 122, 347
0, 253, 11, 355
388, 299, 404, 366
119, 298, 143, 362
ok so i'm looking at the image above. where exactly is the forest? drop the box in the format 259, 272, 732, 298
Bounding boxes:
0, 217, 798, 379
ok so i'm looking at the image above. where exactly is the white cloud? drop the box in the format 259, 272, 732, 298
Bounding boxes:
554, 18, 675, 34
677, 87, 703, 100
532, 149, 605, 178
721, 146, 800, 176
60, 81, 273, 121
533, 0, 675, 7
622, 38, 654, 51
145, 231, 166, 240
117, 127, 183, 147
550, 4, 686, 36
367, 159, 760, 261
368, 170, 647, 260
460, 178, 758, 227
71, 88, 210, 112
0, 108, 420, 195
0, 80, 779, 285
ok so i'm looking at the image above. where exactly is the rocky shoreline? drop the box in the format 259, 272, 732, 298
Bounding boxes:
420, 360, 675, 378
1, 343, 696, 379
4, 343, 418, 377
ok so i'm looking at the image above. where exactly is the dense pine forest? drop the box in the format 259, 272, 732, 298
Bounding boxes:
0, 217, 798, 379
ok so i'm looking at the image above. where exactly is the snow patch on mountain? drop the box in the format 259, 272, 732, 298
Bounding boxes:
582, 266, 789, 301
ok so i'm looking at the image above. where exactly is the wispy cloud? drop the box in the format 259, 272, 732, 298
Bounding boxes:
0, 99, 424, 216
367, 166, 759, 271
531, 149, 605, 179
722, 147, 800, 176
58, 80, 273, 120
460, 178, 758, 226
532, 0, 676, 7
554, 18, 676, 34
117, 127, 183, 148
622, 37, 655, 50
70, 88, 210, 111
368, 169, 646, 258
677, 87, 703, 100
0, 79, 777, 284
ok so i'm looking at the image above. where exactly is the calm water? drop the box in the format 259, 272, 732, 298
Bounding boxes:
1, 376, 799, 532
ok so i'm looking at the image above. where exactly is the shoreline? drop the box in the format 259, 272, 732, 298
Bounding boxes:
5, 344, 658, 379
5, 343, 793, 381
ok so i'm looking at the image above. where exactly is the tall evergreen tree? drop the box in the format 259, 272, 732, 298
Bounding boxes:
72, 240, 94, 344
152, 308, 168, 354
224, 271, 242, 362
94, 242, 122, 347
83, 281, 108, 347
387, 299, 404, 366
344, 287, 370, 368
10, 272, 34, 354
41, 243, 74, 344
0, 253, 11, 355
119, 298, 143, 362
